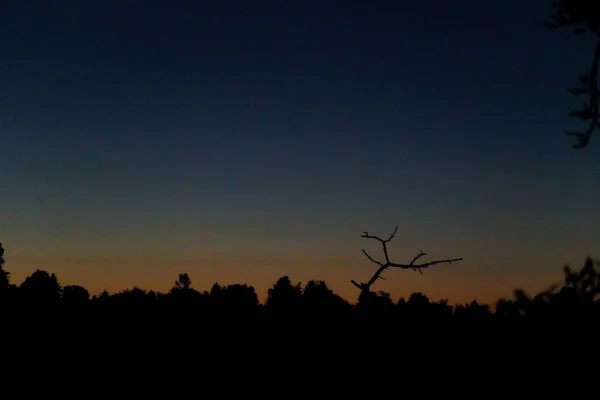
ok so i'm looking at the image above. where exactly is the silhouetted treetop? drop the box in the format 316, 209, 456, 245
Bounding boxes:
562, 257, 600, 300
210, 283, 258, 308
113, 287, 154, 305
267, 276, 302, 308
0, 241, 9, 293
19, 269, 62, 305
62, 285, 90, 305
174, 273, 192, 290
303, 280, 350, 307
408, 292, 430, 307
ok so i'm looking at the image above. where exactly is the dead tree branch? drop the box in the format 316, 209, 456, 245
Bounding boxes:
351, 225, 463, 293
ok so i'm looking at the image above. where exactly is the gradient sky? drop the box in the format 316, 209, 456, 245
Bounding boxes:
2, 0, 599, 305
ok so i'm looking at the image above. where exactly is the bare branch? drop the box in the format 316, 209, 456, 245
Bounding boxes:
351, 279, 363, 290
361, 225, 398, 265
361, 249, 384, 267
352, 225, 463, 293
409, 250, 426, 266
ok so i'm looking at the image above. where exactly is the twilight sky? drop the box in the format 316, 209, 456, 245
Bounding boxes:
1, 0, 599, 304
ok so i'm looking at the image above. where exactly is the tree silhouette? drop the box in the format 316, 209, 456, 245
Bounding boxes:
454, 300, 491, 320
266, 276, 303, 308
561, 257, 600, 301
91, 290, 112, 305
545, 0, 600, 148
356, 290, 395, 310
303, 280, 350, 309
174, 273, 192, 290
542, 257, 599, 317
163, 273, 205, 306
407, 291, 431, 308
112, 287, 154, 305
508, 257, 600, 319
495, 298, 521, 319
62, 285, 90, 305
351, 225, 463, 295
19, 269, 62, 305
210, 283, 259, 308
0, 241, 9, 293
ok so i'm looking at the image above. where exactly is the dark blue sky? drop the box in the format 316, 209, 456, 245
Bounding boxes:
1, 0, 599, 303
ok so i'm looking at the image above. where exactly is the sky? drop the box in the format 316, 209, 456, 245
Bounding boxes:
1, 0, 600, 305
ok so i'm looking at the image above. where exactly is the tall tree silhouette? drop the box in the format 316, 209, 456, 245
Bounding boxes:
0, 241, 9, 293
351, 225, 463, 295
266, 276, 303, 308
545, 0, 600, 148
19, 269, 62, 305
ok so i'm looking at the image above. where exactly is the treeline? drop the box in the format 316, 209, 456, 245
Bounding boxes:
0, 242, 598, 320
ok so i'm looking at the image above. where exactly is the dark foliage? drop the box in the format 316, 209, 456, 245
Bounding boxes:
0, 241, 9, 294
546, 0, 600, 148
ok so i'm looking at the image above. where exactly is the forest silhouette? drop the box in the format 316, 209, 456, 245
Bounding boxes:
1, 238, 598, 322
